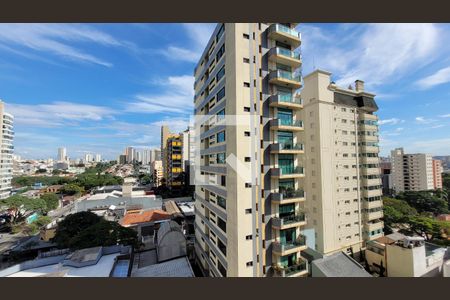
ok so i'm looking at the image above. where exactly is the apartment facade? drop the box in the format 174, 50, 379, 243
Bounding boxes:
193, 23, 307, 277
57, 147, 67, 162
391, 148, 434, 192
0, 100, 14, 199
301, 70, 383, 257
166, 135, 183, 188
432, 159, 443, 190
151, 160, 163, 187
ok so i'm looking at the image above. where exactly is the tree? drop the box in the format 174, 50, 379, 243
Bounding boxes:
408, 216, 449, 241
35, 169, 47, 174
52, 169, 62, 175
40, 193, 60, 211
0, 195, 47, 224
61, 183, 85, 196
52, 211, 102, 248
68, 219, 139, 250
52, 211, 138, 250
397, 191, 449, 215
139, 174, 152, 185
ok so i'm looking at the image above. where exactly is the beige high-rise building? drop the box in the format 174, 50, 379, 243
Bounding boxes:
193, 23, 307, 277
391, 148, 434, 192
0, 100, 14, 199
432, 159, 443, 190
151, 160, 163, 187
301, 70, 383, 256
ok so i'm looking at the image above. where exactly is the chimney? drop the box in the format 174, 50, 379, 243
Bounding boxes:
355, 80, 364, 92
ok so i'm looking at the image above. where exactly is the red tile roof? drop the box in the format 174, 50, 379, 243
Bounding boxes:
120, 209, 171, 226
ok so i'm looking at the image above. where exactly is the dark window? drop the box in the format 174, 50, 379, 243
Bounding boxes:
243, 58, 250, 63
217, 87, 225, 101
216, 44, 225, 61
216, 24, 225, 41
244, 107, 250, 112
244, 131, 251, 136
245, 208, 252, 214
216, 66, 225, 82
244, 82, 250, 87
243, 33, 250, 39
217, 152, 226, 164
245, 183, 252, 188
221, 175, 226, 187
217, 131, 225, 143
217, 196, 226, 209
218, 239, 227, 256
218, 217, 227, 233
246, 235, 252, 240
245, 157, 251, 162
218, 261, 227, 277
246, 261, 253, 267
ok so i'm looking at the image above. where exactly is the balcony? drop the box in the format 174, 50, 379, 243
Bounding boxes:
363, 200, 383, 210
361, 156, 379, 164
272, 212, 306, 230
271, 189, 305, 204
271, 166, 305, 179
361, 145, 379, 153
268, 47, 302, 68
269, 70, 302, 89
270, 119, 304, 131
267, 24, 301, 48
365, 210, 384, 221
270, 142, 304, 154
362, 189, 382, 198
273, 260, 308, 277
365, 220, 384, 232
362, 167, 381, 176
269, 94, 303, 109
272, 235, 307, 256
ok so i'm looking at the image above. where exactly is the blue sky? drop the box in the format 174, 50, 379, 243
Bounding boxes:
0, 23, 449, 160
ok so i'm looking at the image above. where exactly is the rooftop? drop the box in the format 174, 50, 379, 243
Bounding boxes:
120, 209, 171, 226
131, 256, 194, 277
312, 252, 372, 277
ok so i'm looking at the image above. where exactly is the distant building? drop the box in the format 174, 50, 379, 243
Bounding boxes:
432, 159, 443, 189
57, 147, 67, 161
95, 154, 102, 163
84, 153, 93, 163
365, 232, 448, 277
391, 148, 434, 192
118, 154, 127, 165
0, 100, 14, 199
120, 209, 171, 244
53, 161, 69, 170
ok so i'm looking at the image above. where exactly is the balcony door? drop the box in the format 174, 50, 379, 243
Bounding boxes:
278, 108, 293, 126
280, 253, 297, 268
279, 179, 295, 197
279, 203, 295, 219
278, 154, 294, 174
278, 131, 293, 149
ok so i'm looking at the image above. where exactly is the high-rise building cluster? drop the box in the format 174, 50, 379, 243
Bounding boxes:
390, 147, 443, 192
191, 23, 383, 277
0, 100, 14, 199
119, 147, 161, 165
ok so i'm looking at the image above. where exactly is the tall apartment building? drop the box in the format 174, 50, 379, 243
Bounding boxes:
193, 23, 307, 277
0, 100, 14, 199
391, 148, 434, 192
166, 135, 183, 188
301, 70, 383, 257
125, 146, 135, 163
57, 147, 67, 162
432, 159, 443, 190
95, 154, 102, 163
151, 160, 163, 187
161, 126, 178, 179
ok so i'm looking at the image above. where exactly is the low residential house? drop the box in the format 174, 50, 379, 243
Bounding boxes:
311, 252, 372, 277
43, 185, 63, 194
120, 209, 171, 248
365, 232, 448, 277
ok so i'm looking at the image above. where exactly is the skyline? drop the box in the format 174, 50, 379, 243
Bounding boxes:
1, 23, 450, 159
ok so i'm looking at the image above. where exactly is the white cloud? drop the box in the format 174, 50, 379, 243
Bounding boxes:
160, 23, 215, 63
300, 24, 442, 88
126, 75, 194, 114
416, 66, 450, 89
415, 116, 436, 124
6, 101, 118, 127
0, 24, 125, 67
439, 113, 450, 118
378, 118, 404, 125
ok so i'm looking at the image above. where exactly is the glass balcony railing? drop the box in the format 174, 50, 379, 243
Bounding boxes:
273, 235, 306, 252
270, 24, 301, 39
278, 142, 304, 151
275, 47, 301, 60
273, 260, 308, 277
272, 70, 301, 82
279, 189, 305, 199
277, 212, 306, 225
279, 166, 304, 176
276, 118, 303, 128
278, 94, 303, 105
